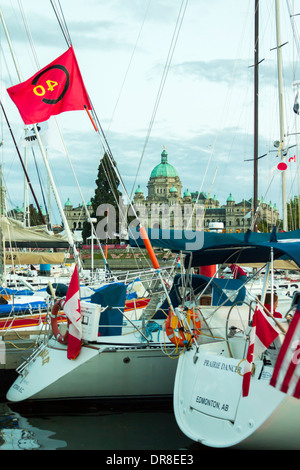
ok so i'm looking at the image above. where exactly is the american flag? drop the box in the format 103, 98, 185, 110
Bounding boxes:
270, 305, 300, 398
243, 307, 279, 397
63, 264, 82, 360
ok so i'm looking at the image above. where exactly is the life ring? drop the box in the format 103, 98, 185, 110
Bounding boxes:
50, 299, 69, 345
165, 308, 201, 347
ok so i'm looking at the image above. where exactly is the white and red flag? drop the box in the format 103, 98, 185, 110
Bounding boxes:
270, 308, 300, 398
63, 264, 82, 360
243, 307, 279, 397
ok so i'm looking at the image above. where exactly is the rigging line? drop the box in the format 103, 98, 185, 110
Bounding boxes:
51, 1, 142, 225
107, 0, 152, 133
130, 0, 189, 200
50, 0, 72, 47
31, 147, 49, 220
99, 156, 152, 264
0, 100, 46, 225
188, 5, 250, 213
52, 119, 108, 265
57, 0, 72, 46
92, 105, 141, 221
17, 0, 39, 69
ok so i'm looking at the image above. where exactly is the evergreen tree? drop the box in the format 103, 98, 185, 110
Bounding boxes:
28, 204, 44, 226
82, 153, 122, 242
287, 195, 300, 230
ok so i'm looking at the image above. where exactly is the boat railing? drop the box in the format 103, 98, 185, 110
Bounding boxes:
15, 342, 48, 376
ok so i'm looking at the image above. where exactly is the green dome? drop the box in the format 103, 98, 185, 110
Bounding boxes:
227, 193, 234, 202
184, 189, 191, 197
135, 185, 143, 194
64, 197, 72, 206
169, 185, 178, 193
150, 149, 178, 178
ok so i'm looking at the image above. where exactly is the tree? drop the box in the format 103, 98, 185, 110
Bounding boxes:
287, 195, 300, 230
28, 204, 44, 226
82, 153, 122, 242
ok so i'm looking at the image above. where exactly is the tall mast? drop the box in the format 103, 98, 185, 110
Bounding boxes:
0, 7, 81, 269
275, 0, 288, 231
253, 0, 259, 231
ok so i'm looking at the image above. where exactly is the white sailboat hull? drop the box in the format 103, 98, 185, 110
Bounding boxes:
7, 335, 179, 402
173, 342, 300, 449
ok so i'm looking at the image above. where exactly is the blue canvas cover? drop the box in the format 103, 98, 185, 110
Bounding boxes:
0, 301, 48, 316
129, 227, 300, 268
153, 274, 246, 319
0, 287, 34, 296
90, 282, 127, 336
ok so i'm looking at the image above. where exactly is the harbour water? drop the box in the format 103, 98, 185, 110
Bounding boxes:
0, 397, 207, 455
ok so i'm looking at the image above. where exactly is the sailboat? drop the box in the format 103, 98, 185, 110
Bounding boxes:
169, 1, 300, 449
171, 235, 300, 449
130, 227, 300, 449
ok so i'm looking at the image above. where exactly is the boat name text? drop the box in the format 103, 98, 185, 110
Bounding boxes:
39, 348, 50, 366
203, 358, 243, 374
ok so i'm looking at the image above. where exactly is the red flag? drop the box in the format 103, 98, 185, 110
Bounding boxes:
7, 46, 92, 125
63, 264, 82, 360
270, 307, 300, 398
243, 307, 279, 397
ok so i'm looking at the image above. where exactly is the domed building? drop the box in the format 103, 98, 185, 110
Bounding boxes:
133, 148, 204, 229
63, 198, 93, 236
146, 148, 182, 203
133, 147, 279, 232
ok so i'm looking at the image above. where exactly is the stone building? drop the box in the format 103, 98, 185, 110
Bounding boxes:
60, 148, 280, 235
63, 198, 93, 232
133, 148, 280, 233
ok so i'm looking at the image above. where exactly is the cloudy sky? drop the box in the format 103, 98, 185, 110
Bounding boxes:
0, 0, 300, 226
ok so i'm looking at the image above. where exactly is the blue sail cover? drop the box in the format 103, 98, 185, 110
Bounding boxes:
129, 228, 300, 268
90, 282, 127, 336
0, 301, 48, 316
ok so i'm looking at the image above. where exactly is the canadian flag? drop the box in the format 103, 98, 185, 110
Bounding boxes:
63, 264, 82, 360
243, 307, 279, 397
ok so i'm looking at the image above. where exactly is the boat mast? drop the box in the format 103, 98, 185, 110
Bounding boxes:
254, 0, 259, 231
275, 0, 288, 231
0, 8, 81, 269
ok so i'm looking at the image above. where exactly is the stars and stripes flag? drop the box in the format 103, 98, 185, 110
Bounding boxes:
63, 264, 82, 360
7, 45, 92, 125
243, 307, 279, 397
270, 302, 300, 398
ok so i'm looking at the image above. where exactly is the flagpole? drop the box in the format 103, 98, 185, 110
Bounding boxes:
0, 101, 46, 225
0, 7, 81, 271
275, 0, 288, 231
32, 123, 82, 270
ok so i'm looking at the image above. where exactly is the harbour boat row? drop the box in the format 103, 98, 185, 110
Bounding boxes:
3, 227, 300, 449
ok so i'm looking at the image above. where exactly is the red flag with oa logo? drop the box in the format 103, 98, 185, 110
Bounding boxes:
7, 46, 92, 125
